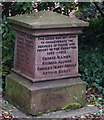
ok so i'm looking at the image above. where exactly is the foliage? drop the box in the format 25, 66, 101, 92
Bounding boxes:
2, 2, 34, 17
89, 94, 103, 105
2, 2, 75, 17
75, 3, 104, 20
1, 15, 15, 79
86, 88, 104, 105
86, 87, 104, 117
78, 19, 104, 95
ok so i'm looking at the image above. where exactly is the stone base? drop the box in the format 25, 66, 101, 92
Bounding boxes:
5, 72, 86, 115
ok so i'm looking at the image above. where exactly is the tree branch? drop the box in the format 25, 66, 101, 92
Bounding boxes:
2, 2, 12, 17
93, 2, 104, 18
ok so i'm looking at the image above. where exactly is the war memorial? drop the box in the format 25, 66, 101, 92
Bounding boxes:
6, 11, 89, 115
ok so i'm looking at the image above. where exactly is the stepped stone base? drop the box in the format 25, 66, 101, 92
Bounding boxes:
5, 71, 86, 115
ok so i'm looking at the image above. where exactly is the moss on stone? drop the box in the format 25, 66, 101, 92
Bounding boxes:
36, 103, 81, 116
34, 112, 43, 116
37, 112, 43, 116
6, 72, 86, 115
62, 102, 81, 110
7, 11, 89, 29
46, 109, 57, 114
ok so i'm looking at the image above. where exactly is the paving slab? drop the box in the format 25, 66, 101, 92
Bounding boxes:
0, 98, 99, 119
37, 106, 99, 119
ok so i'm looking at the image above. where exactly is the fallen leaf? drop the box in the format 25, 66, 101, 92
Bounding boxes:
5, 115, 10, 118
87, 104, 95, 106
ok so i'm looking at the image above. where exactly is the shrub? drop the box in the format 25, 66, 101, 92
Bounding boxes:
1, 15, 15, 89
79, 19, 104, 96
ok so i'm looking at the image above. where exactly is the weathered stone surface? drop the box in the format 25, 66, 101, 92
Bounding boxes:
14, 31, 78, 82
5, 74, 31, 114
14, 31, 35, 78
5, 72, 86, 115
7, 11, 89, 29
12, 25, 83, 36
35, 35, 78, 79
13, 31, 79, 82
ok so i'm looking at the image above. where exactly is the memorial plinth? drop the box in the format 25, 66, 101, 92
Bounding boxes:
6, 11, 89, 115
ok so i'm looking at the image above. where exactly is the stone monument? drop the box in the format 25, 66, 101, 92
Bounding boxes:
6, 11, 89, 115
